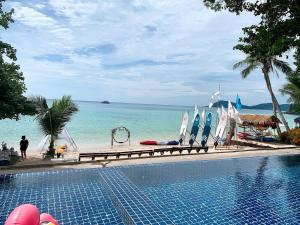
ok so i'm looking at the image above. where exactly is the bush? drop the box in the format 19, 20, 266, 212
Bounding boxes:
280, 128, 300, 145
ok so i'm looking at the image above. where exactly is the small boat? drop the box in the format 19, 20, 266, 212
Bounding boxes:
263, 136, 275, 142
238, 132, 257, 140
140, 140, 179, 145
140, 140, 158, 145
167, 140, 179, 145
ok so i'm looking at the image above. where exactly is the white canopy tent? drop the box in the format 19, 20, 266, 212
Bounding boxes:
37, 128, 78, 153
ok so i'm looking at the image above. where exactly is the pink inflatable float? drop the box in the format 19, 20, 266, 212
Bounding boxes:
5, 204, 58, 225
40, 213, 59, 225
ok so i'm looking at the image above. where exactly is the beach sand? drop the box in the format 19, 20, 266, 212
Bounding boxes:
1, 142, 300, 174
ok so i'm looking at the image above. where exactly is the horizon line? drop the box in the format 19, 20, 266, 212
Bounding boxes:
45, 98, 290, 108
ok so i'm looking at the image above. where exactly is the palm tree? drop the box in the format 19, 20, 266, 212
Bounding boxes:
34, 95, 78, 157
280, 73, 300, 114
233, 56, 292, 132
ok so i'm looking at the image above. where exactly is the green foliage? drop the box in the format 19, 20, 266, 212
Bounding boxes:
0, 0, 36, 120
280, 51, 300, 114
34, 96, 78, 157
203, 0, 246, 13
233, 26, 292, 131
232, 26, 292, 81
203, 0, 300, 63
280, 128, 300, 145
204, 0, 299, 128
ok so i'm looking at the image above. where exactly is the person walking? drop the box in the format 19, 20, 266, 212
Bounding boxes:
20, 136, 29, 160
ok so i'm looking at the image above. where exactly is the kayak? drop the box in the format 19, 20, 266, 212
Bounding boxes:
263, 136, 275, 142
140, 140, 158, 145
140, 140, 179, 145
167, 140, 179, 145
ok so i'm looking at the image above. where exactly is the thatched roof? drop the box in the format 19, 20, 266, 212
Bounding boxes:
238, 114, 281, 127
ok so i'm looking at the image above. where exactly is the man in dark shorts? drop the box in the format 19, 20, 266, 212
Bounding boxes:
20, 136, 29, 160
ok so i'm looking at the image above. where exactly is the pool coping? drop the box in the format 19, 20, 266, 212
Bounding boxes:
1, 146, 299, 172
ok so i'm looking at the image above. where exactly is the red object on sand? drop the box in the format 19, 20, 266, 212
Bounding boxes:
237, 132, 248, 139
40, 213, 59, 225
5, 204, 40, 225
140, 140, 158, 145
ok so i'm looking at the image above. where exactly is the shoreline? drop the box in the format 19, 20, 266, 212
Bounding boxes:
1, 146, 300, 174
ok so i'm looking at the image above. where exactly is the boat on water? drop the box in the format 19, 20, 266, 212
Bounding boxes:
101, 100, 110, 104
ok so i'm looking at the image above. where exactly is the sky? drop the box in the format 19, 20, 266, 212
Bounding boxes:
2, 0, 293, 106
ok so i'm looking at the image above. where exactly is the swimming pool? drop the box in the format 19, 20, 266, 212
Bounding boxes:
1, 155, 300, 224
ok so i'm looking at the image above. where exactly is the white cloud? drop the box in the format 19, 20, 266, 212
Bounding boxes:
14, 6, 56, 28
12, 4, 74, 42
2, 0, 290, 105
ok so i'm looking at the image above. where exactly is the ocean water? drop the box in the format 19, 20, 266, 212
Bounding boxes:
0, 101, 298, 151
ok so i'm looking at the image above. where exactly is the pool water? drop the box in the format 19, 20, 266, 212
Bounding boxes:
0, 170, 123, 225
1, 155, 300, 224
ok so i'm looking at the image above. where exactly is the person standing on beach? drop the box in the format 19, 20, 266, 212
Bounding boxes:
20, 136, 29, 160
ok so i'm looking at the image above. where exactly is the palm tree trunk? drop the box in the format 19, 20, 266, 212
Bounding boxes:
48, 135, 55, 157
262, 68, 290, 132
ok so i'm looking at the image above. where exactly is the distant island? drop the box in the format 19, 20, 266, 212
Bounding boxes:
101, 101, 110, 104
211, 100, 290, 111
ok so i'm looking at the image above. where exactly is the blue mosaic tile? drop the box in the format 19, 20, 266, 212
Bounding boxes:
1, 155, 300, 224
121, 155, 300, 225
99, 168, 174, 224
0, 169, 123, 225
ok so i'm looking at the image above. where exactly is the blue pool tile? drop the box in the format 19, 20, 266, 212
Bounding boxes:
0, 169, 124, 225
121, 155, 300, 225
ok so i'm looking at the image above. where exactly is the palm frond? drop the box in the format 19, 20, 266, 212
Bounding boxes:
34, 95, 78, 140
272, 58, 292, 76
233, 57, 254, 69
31, 96, 48, 114
241, 64, 259, 79
50, 96, 78, 134
280, 73, 300, 108
233, 56, 260, 79
233, 60, 247, 70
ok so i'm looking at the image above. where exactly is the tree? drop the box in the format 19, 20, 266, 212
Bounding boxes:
203, 0, 300, 66
0, 0, 36, 120
280, 51, 300, 114
203, 1, 300, 131
280, 75, 300, 114
34, 96, 78, 157
233, 26, 292, 132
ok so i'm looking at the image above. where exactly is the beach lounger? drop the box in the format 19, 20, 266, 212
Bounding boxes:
78, 146, 208, 161
78, 150, 154, 161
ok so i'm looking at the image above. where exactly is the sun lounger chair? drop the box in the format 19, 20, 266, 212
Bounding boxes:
78, 146, 208, 161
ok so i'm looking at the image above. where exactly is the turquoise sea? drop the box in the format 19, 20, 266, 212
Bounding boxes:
0, 101, 298, 151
